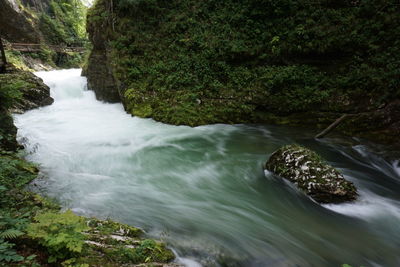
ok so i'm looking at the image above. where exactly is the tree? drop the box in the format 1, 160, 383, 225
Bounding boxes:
0, 35, 7, 73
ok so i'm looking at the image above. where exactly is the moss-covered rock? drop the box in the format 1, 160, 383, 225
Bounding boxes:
77, 218, 176, 266
0, 108, 19, 151
11, 72, 53, 113
0, 66, 53, 114
85, 49, 121, 103
264, 144, 357, 204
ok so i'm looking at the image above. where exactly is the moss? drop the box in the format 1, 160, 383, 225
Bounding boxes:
265, 144, 357, 203
4, 51, 32, 71
86, 0, 399, 144
87, 218, 143, 238
132, 103, 153, 118
97, 239, 174, 264
78, 218, 175, 265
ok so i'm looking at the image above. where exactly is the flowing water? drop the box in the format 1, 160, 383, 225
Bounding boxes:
14, 69, 400, 267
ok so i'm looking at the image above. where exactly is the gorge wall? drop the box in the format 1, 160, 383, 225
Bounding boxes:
0, 0, 42, 43
0, 0, 87, 69
85, 0, 400, 145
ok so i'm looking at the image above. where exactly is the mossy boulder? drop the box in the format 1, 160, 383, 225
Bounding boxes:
1, 66, 54, 114
264, 144, 357, 204
80, 218, 177, 266
8, 69, 54, 113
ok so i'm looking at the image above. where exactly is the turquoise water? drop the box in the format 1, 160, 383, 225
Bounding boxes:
15, 69, 400, 266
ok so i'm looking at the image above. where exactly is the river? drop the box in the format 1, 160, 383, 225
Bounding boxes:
14, 69, 400, 267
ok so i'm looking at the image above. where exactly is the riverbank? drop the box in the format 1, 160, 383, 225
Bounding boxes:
0, 67, 178, 266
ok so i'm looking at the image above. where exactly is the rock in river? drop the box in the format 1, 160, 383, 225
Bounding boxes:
264, 144, 357, 204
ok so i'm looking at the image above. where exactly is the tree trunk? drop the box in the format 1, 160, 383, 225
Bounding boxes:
0, 36, 7, 73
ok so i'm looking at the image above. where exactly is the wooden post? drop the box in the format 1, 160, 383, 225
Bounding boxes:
0, 35, 7, 73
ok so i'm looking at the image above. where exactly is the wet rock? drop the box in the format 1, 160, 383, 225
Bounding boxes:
0, 0, 42, 43
85, 49, 121, 103
1, 67, 53, 150
83, 218, 179, 266
6, 68, 54, 113
0, 108, 18, 151
85, 7, 121, 103
264, 144, 357, 204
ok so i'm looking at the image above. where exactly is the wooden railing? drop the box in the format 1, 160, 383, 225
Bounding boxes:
5, 43, 86, 53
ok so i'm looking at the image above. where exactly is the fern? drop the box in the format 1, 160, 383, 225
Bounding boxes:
27, 210, 89, 263
0, 229, 24, 240
0, 239, 24, 263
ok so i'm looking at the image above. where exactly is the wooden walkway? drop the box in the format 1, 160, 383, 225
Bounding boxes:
5, 43, 86, 53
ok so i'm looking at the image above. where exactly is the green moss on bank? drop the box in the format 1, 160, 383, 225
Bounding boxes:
87, 0, 400, 142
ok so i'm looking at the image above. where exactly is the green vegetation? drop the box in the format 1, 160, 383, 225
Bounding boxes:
4, 51, 32, 71
39, 0, 87, 46
0, 75, 25, 109
35, 0, 88, 68
27, 210, 90, 263
3, 0, 89, 70
0, 152, 47, 266
87, 0, 400, 134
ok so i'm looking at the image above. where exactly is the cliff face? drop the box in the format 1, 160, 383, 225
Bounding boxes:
84, 0, 120, 103
85, 0, 400, 145
85, 51, 121, 103
0, 0, 42, 43
0, 0, 87, 69
20, 0, 50, 12
0, 108, 18, 151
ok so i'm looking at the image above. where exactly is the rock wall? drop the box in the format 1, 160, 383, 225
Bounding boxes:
85, 49, 121, 103
9, 69, 54, 113
84, 0, 121, 103
0, 0, 42, 43
20, 0, 50, 12
0, 66, 53, 151
0, 38, 6, 73
0, 108, 18, 151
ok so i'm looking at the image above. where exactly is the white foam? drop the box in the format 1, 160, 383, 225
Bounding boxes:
392, 160, 400, 177
324, 191, 400, 220
177, 257, 203, 267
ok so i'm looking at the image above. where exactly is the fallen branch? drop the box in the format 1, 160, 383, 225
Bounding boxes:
315, 114, 349, 139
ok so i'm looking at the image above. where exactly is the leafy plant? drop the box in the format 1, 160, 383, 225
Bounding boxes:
27, 210, 89, 263
0, 210, 30, 264
0, 78, 25, 109
0, 239, 24, 263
